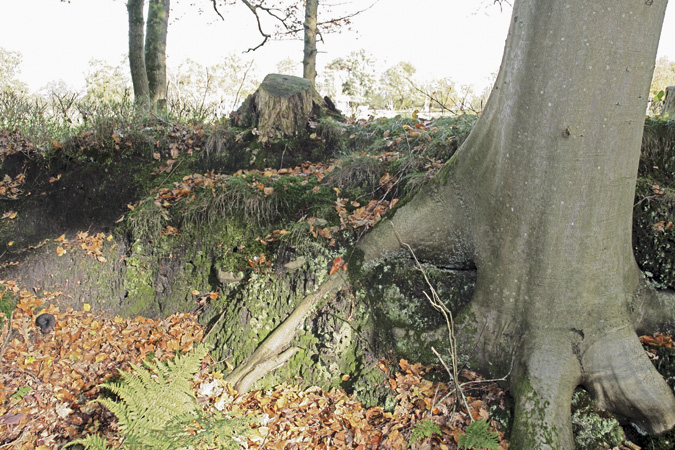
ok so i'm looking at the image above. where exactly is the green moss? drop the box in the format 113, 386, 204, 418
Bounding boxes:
571, 389, 624, 450
122, 255, 157, 316
510, 377, 557, 448
261, 74, 313, 98
204, 238, 342, 380
0, 283, 18, 328
346, 247, 365, 282
436, 152, 460, 186
355, 257, 475, 364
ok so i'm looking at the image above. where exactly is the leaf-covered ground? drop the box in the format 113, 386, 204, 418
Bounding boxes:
1, 282, 672, 448
0, 282, 511, 449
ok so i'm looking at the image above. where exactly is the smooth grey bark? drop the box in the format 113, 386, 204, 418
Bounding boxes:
127, 0, 150, 106
360, 0, 675, 447
145, 0, 170, 110
303, 0, 318, 85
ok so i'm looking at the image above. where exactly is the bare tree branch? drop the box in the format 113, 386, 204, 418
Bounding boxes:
211, 0, 225, 20
239, 0, 273, 52
235, 0, 380, 52
281, 1, 380, 35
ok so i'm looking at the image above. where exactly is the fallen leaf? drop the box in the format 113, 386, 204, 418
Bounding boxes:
0, 413, 25, 425
330, 257, 345, 275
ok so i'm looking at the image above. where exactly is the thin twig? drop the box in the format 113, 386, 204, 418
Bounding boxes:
0, 310, 15, 360
432, 346, 472, 420
240, 0, 272, 52
210, 0, 225, 20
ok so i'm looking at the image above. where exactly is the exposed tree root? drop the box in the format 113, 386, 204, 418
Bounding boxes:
581, 326, 675, 434
510, 335, 581, 449
633, 282, 675, 334
225, 274, 347, 393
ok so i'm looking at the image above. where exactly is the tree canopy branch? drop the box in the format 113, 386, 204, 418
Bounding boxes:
210, 0, 225, 21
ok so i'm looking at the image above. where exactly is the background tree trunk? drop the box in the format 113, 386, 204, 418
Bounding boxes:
127, 0, 150, 106
357, 0, 675, 447
664, 85, 675, 117
145, 0, 170, 111
303, 0, 318, 85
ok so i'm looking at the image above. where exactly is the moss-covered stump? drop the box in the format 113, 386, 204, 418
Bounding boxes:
233, 73, 341, 142
355, 257, 476, 363
200, 117, 346, 173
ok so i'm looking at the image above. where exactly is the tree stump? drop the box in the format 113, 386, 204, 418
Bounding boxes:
664, 85, 675, 117
233, 73, 339, 141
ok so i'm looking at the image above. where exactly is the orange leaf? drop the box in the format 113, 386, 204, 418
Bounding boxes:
330, 257, 345, 275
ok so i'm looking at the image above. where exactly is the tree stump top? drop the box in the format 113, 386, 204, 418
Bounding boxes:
260, 74, 314, 98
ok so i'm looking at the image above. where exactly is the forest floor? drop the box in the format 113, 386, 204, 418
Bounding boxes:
0, 112, 674, 449
1, 282, 672, 449
0, 280, 513, 449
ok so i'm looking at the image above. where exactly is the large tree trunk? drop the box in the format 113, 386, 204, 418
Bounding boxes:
145, 0, 170, 111
127, 0, 150, 106
228, 1, 675, 446
303, 0, 318, 85
360, 0, 675, 447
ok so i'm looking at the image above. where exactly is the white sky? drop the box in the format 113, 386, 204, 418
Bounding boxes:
1, 0, 675, 93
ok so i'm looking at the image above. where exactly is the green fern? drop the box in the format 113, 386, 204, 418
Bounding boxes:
163, 407, 252, 450
68, 344, 252, 450
457, 419, 500, 450
409, 419, 442, 446
99, 345, 208, 447
65, 433, 112, 450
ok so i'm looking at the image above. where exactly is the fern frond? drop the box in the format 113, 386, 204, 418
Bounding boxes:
409, 419, 442, 446
162, 408, 253, 450
95, 344, 209, 448
64, 433, 113, 450
457, 419, 500, 450
78, 345, 252, 449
